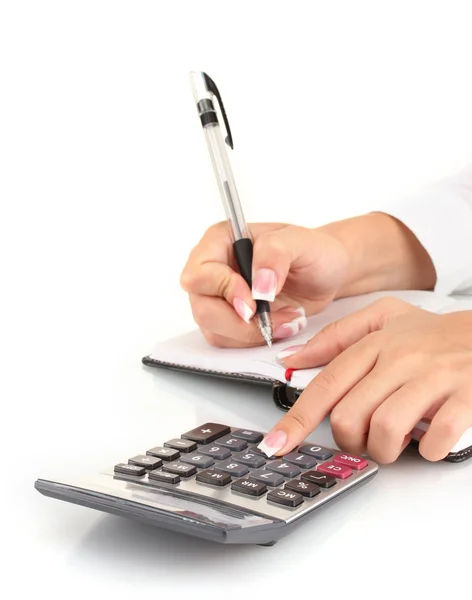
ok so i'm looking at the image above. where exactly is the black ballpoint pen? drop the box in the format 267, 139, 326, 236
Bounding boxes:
189, 71, 273, 346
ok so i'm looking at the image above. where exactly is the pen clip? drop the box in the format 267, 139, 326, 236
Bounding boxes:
203, 73, 234, 149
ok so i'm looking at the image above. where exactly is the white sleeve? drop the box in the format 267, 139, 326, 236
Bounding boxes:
383, 163, 472, 296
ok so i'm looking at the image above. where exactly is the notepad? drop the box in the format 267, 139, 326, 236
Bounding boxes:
144, 289, 472, 460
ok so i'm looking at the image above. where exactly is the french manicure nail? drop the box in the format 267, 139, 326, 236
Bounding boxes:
252, 268, 277, 301
257, 430, 288, 456
276, 344, 306, 362
273, 322, 299, 339
292, 315, 307, 329
273, 315, 307, 339
287, 306, 306, 317
233, 297, 254, 324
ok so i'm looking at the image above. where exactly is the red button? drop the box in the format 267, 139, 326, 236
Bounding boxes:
333, 453, 368, 470
317, 462, 352, 479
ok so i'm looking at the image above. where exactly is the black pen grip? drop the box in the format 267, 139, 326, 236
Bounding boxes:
233, 238, 270, 315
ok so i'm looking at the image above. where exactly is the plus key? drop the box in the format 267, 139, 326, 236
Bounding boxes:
181, 423, 231, 444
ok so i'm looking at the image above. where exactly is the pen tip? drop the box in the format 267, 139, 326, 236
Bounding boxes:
260, 328, 273, 347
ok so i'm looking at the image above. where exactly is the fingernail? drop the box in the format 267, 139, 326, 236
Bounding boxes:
273, 315, 307, 339
233, 297, 254, 324
257, 430, 288, 456
252, 268, 277, 301
286, 306, 306, 317
276, 344, 306, 363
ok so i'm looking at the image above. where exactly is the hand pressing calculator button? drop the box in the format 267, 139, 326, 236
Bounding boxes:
35, 422, 378, 546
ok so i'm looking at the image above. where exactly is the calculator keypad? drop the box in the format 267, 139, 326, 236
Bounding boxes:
114, 423, 373, 513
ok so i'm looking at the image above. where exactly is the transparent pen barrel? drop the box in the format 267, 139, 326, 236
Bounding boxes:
203, 123, 250, 241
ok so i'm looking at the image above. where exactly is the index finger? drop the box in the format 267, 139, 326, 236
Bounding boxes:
257, 335, 380, 456
186, 221, 288, 267
180, 222, 287, 301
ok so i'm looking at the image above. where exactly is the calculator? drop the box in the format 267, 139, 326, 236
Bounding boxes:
35, 423, 379, 546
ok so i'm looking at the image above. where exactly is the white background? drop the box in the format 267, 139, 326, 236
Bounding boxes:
1, 1, 472, 598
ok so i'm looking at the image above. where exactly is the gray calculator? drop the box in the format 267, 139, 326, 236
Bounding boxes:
35, 422, 378, 546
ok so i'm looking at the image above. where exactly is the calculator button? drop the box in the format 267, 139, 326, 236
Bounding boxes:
164, 439, 198, 453
216, 460, 249, 478
162, 461, 197, 477
216, 436, 248, 452
298, 444, 333, 460
196, 468, 231, 487
301, 471, 337, 488
232, 429, 264, 443
249, 469, 284, 487
180, 453, 215, 469
285, 479, 321, 498
146, 447, 180, 461
249, 445, 276, 459
266, 460, 301, 478
181, 423, 231, 444
114, 463, 146, 476
267, 489, 304, 508
231, 478, 267, 497
148, 470, 180, 484
317, 462, 353, 479
128, 455, 162, 470
333, 453, 368, 470
282, 452, 317, 469
198, 444, 231, 460
234, 451, 266, 468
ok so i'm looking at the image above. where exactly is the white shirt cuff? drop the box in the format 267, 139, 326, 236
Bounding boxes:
383, 166, 472, 296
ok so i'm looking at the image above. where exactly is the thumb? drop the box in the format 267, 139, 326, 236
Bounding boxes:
279, 297, 415, 369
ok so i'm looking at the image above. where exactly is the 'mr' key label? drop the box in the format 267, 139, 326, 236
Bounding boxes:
231, 478, 267, 497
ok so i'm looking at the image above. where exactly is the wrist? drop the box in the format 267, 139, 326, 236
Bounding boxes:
318, 212, 437, 297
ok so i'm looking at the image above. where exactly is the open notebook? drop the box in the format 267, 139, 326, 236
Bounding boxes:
143, 290, 472, 462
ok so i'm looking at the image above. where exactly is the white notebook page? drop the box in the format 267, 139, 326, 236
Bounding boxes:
149, 290, 457, 384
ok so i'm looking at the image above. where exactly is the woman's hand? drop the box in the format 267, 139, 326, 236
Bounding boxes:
261, 298, 472, 463
180, 222, 351, 347
180, 213, 436, 348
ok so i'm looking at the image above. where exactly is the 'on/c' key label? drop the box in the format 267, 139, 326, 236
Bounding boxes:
333, 453, 368, 470
317, 462, 352, 479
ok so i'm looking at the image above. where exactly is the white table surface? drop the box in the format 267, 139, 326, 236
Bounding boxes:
2, 2, 472, 598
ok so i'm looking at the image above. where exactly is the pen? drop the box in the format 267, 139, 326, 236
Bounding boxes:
189, 71, 273, 346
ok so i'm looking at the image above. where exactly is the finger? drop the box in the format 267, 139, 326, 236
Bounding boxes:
182, 262, 256, 322
419, 387, 472, 461
279, 297, 418, 369
328, 365, 405, 456
257, 336, 380, 457
191, 295, 308, 346
251, 225, 330, 302
182, 222, 292, 322
367, 375, 452, 464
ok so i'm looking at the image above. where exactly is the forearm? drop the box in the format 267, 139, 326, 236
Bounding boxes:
319, 212, 437, 297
